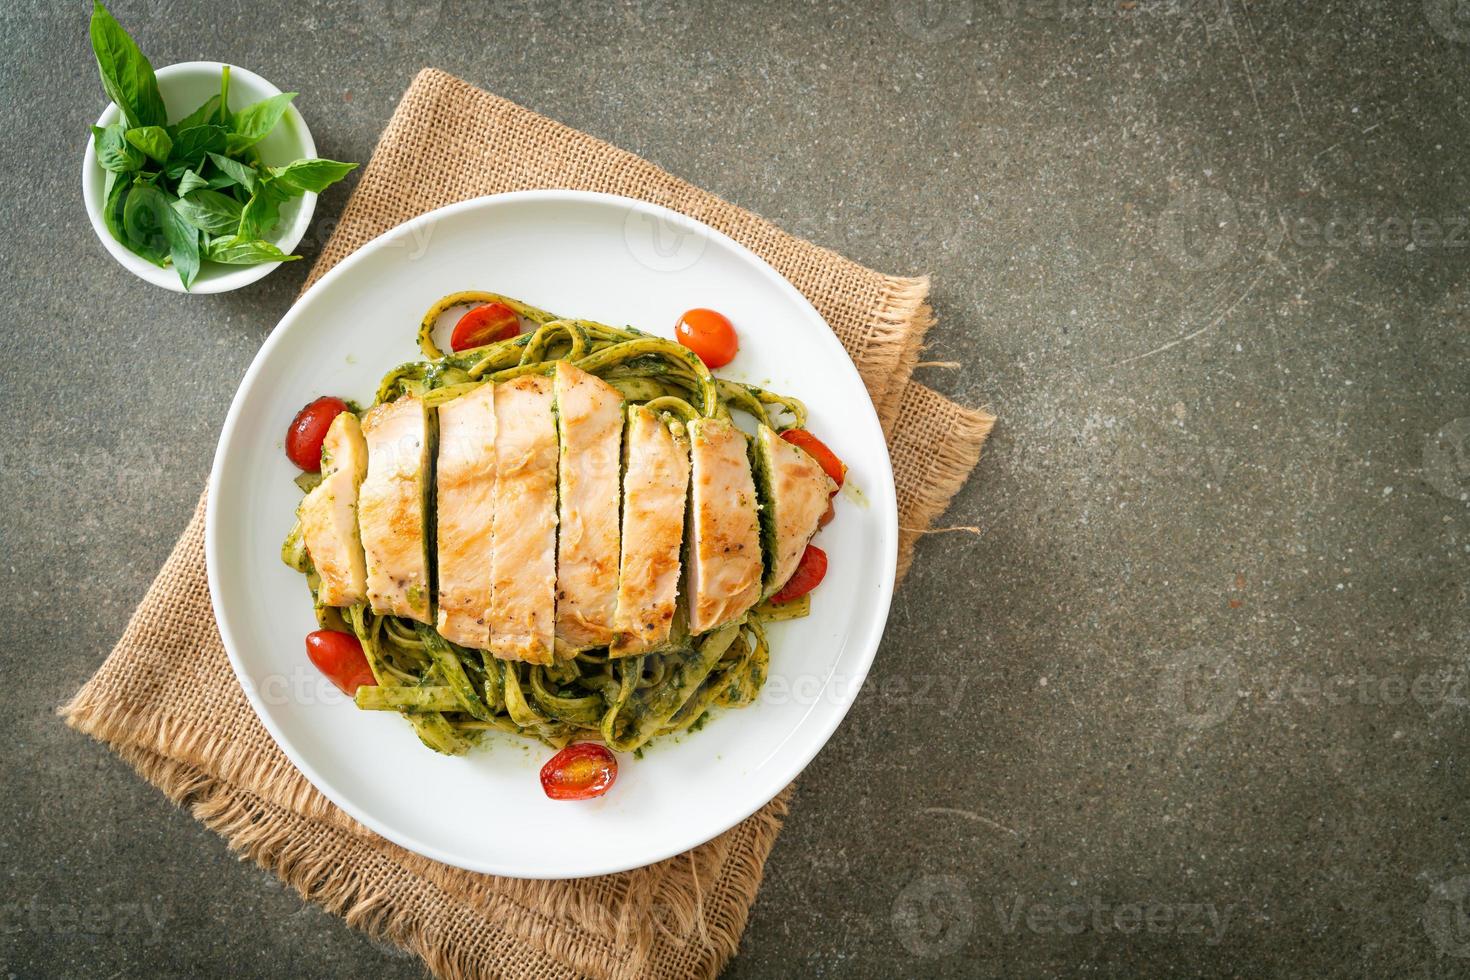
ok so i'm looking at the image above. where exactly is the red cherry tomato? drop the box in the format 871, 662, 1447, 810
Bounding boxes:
450, 302, 521, 352
818, 497, 836, 528
770, 545, 828, 604
305, 629, 376, 696
540, 743, 618, 800
780, 429, 845, 490
674, 308, 739, 368
286, 396, 350, 472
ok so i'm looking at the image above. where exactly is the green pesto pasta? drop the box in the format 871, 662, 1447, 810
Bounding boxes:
288, 292, 809, 756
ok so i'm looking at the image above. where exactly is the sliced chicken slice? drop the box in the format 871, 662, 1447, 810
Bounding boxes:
358, 394, 433, 624
297, 411, 369, 607
611, 407, 691, 657
435, 383, 497, 649
685, 417, 763, 634
553, 362, 624, 651
488, 375, 558, 664
753, 424, 837, 598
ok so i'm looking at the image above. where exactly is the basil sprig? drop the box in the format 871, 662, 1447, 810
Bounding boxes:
88, 1, 356, 290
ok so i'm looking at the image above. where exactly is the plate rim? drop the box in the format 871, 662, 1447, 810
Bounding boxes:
205, 189, 899, 877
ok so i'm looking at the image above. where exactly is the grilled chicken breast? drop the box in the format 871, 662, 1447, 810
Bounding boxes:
358, 394, 433, 623
435, 383, 497, 649
488, 376, 558, 664
611, 407, 691, 657
685, 417, 763, 634
554, 362, 624, 651
297, 411, 369, 607
753, 424, 836, 597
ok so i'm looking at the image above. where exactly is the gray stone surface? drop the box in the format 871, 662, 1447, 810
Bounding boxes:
2, 0, 1468, 976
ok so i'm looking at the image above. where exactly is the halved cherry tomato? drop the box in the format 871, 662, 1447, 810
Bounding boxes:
818, 498, 836, 527
286, 396, 350, 472
305, 629, 376, 696
770, 545, 828, 604
540, 743, 618, 800
780, 429, 845, 490
674, 308, 738, 368
450, 302, 521, 352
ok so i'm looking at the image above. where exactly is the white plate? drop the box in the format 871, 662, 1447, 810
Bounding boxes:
207, 191, 898, 878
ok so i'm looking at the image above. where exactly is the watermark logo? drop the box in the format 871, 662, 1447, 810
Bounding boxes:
1157, 188, 1239, 271
240, 665, 354, 708
293, 214, 343, 259
893, 0, 1230, 38
892, 876, 1238, 952
892, 874, 974, 957
1157, 188, 1466, 272
0, 444, 178, 489
623, 204, 710, 273
1424, 418, 1470, 501
1159, 647, 1239, 729
102, 0, 173, 25
1425, 0, 1470, 43
13, 0, 177, 27
616, 0, 692, 28
356, 0, 443, 44
299, 217, 430, 262
1424, 875, 1470, 957
761, 670, 971, 713
891, 0, 973, 42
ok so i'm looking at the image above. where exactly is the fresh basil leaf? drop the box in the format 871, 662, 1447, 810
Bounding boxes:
176, 168, 209, 196
205, 235, 300, 265
219, 65, 232, 126
239, 180, 288, 240
206, 151, 257, 193
267, 158, 357, 195
224, 92, 297, 154
161, 205, 201, 290
169, 124, 227, 165
92, 123, 143, 173
175, 94, 221, 132
195, 160, 240, 191
101, 170, 131, 245
171, 189, 243, 235
122, 182, 171, 265
124, 125, 172, 165
102, 169, 118, 227
88, 1, 166, 129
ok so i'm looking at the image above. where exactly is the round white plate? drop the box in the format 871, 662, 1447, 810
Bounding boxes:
207, 190, 898, 878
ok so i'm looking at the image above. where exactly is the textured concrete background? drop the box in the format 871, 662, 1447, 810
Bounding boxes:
2, 0, 1468, 976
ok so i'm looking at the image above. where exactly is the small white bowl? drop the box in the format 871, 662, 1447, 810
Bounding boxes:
81, 61, 318, 294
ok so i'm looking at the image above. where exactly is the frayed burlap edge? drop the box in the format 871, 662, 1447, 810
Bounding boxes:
69, 724, 792, 980
892, 388, 997, 581
868, 279, 934, 435
106, 744, 617, 979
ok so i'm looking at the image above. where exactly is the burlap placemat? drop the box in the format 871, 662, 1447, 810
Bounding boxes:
63, 69, 995, 979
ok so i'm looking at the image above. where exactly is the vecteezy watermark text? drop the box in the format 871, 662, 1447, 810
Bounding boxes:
0, 897, 169, 944
995, 893, 1233, 944
891, 874, 1235, 958
1156, 188, 1470, 271
1158, 646, 1470, 729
